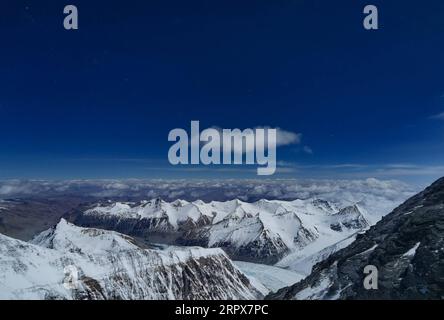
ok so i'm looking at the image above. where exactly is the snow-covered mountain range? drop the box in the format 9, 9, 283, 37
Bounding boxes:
70, 198, 369, 265
0, 196, 373, 300
1, 178, 441, 300
0, 219, 263, 299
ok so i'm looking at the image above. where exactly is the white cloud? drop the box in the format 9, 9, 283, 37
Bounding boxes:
0, 178, 418, 223
206, 127, 301, 155
374, 165, 444, 177
303, 146, 313, 154
430, 112, 444, 120
275, 128, 301, 146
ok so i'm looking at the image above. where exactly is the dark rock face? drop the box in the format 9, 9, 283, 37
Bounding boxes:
72, 213, 180, 244
65, 201, 185, 245
70, 252, 260, 300
178, 220, 292, 265
228, 229, 290, 265
329, 205, 369, 232
267, 177, 444, 300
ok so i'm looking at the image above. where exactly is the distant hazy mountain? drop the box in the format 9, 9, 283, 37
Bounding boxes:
267, 177, 444, 300
0, 179, 415, 220
0, 219, 263, 299
69, 198, 369, 264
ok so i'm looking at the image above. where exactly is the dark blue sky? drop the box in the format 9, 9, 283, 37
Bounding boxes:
1, 0, 444, 185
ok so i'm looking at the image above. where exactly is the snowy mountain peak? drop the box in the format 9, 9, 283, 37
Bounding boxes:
335, 204, 364, 216
311, 199, 338, 214
31, 218, 138, 253
1, 220, 264, 300
330, 204, 369, 232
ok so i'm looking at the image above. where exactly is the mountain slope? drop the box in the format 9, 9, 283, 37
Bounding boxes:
275, 233, 358, 275
0, 219, 262, 300
267, 177, 444, 300
234, 261, 305, 293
